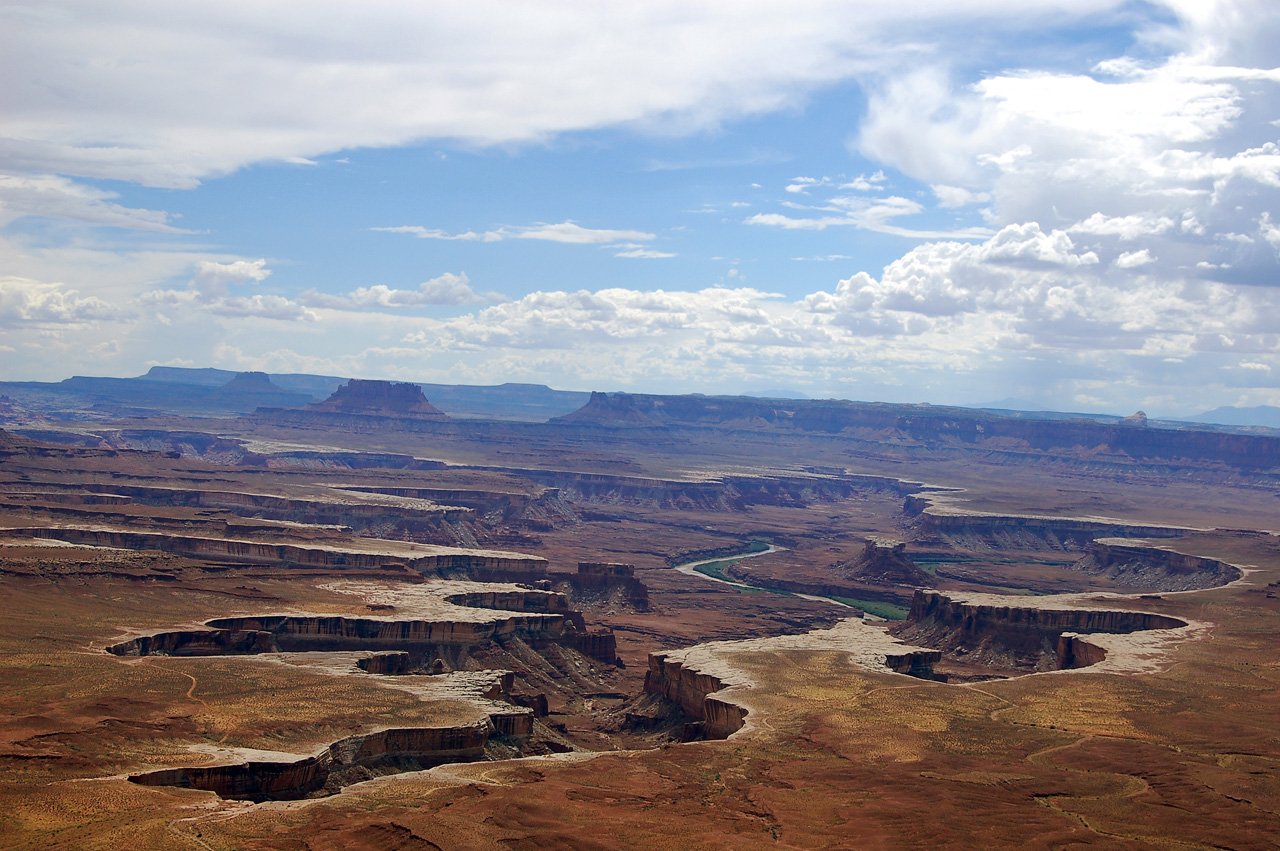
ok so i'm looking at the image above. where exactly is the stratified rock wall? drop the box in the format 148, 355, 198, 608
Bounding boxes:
1074, 540, 1241, 591
897, 590, 1187, 671
553, 391, 1280, 471
130, 720, 495, 802
8, 527, 546, 577
643, 652, 747, 739
570, 562, 650, 607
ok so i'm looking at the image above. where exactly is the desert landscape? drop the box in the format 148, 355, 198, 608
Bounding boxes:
0, 371, 1276, 849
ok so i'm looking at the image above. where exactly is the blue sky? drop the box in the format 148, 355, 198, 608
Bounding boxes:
2, 1, 1279, 416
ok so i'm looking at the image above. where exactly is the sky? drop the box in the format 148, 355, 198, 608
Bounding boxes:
2, 0, 1279, 416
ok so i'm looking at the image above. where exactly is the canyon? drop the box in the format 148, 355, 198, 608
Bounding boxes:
0, 376, 1278, 849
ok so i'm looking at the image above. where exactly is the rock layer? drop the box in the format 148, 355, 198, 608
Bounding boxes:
895, 590, 1188, 673
130, 721, 493, 802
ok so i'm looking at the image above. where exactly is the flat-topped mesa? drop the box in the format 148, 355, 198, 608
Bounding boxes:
218, 371, 286, 395
306, 379, 448, 420
569, 562, 650, 608
895, 590, 1187, 674
835, 538, 931, 587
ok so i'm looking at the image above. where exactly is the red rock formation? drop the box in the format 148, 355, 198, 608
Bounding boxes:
895, 590, 1186, 672
908, 506, 1189, 551
444, 588, 573, 615
1056, 633, 1109, 669
644, 653, 746, 739
566, 628, 619, 663
130, 720, 495, 802
8, 527, 547, 578
1073, 540, 1240, 591
357, 651, 413, 675
883, 649, 943, 677
834, 539, 931, 587
570, 562, 650, 607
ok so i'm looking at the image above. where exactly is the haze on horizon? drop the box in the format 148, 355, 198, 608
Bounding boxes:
2, 1, 1279, 418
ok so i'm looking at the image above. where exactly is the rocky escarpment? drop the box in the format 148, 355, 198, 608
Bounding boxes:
491, 467, 913, 512
893, 590, 1187, 674
553, 391, 1280, 471
5, 527, 545, 578
1071, 540, 1242, 591
905, 501, 1191, 552
106, 582, 623, 663
108, 612, 568, 657
130, 721, 496, 802
644, 653, 748, 740
76, 483, 474, 527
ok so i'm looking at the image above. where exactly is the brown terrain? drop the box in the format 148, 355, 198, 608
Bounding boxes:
1, 376, 1279, 848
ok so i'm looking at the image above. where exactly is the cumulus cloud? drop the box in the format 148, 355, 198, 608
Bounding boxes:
377, 223, 1278, 397
0, 276, 122, 327
853, 9, 1280, 287
191, 259, 271, 299
142, 258, 315, 321
1115, 249, 1155, 268
207, 295, 315, 321
301, 273, 504, 309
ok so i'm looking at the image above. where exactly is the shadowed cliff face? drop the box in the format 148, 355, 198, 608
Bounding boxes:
106, 585, 621, 663
1072, 540, 1242, 591
892, 591, 1188, 677
130, 722, 498, 802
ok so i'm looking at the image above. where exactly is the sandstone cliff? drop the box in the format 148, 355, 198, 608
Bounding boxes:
893, 590, 1187, 672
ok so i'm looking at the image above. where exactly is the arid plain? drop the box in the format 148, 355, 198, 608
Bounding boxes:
1, 375, 1278, 849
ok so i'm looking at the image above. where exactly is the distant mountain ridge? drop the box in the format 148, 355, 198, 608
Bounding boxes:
1184, 405, 1280, 430
553, 391, 1280, 471
0, 367, 589, 423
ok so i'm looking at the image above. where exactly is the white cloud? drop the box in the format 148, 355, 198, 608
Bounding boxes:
141, 258, 315, 321
840, 172, 887, 191
1115, 249, 1155, 268
207, 294, 316, 322
614, 247, 676, 259
514, 222, 655, 244
373, 221, 655, 245
300, 273, 503, 309
1069, 213, 1176, 240
932, 184, 991, 208
371, 226, 495, 242
191, 259, 271, 299
0, 276, 123, 327
0, 173, 188, 231
746, 202, 993, 239
1, 2, 1150, 190
852, 11, 1280, 288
